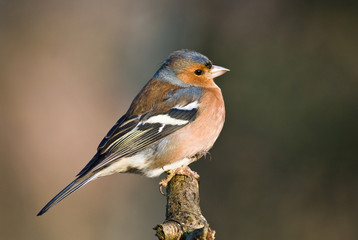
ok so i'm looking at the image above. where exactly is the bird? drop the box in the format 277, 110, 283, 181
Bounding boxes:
37, 49, 229, 216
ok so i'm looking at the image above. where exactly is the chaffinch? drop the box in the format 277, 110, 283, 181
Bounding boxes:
37, 49, 229, 216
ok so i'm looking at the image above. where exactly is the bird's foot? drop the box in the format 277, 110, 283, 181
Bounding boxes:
175, 166, 200, 179
159, 169, 177, 194
159, 166, 200, 195
191, 151, 211, 161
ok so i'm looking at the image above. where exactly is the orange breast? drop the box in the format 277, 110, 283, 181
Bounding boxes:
177, 87, 225, 156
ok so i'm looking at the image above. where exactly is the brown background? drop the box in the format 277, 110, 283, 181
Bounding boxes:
1, 1, 357, 239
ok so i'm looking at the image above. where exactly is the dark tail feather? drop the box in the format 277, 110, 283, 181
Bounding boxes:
37, 174, 97, 216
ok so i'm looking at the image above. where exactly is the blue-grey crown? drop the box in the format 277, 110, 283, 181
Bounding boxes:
166, 49, 211, 66
153, 50, 212, 87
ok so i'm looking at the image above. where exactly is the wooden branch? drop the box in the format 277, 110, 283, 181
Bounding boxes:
154, 172, 215, 240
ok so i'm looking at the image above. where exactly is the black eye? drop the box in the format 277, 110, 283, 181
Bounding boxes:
194, 69, 202, 75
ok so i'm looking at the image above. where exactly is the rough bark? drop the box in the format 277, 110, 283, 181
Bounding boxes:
154, 173, 215, 240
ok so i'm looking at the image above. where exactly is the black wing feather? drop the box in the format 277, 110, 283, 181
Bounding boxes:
76, 115, 139, 177
84, 107, 198, 174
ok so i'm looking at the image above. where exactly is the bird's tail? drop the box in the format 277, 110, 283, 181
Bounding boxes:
37, 173, 97, 216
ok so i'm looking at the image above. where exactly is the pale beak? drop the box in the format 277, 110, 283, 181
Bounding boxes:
209, 65, 230, 79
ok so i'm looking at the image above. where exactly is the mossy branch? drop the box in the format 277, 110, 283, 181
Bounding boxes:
154, 172, 215, 240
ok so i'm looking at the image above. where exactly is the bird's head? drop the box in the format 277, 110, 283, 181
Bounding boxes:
155, 49, 229, 88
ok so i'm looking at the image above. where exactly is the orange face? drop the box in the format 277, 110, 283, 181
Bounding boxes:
175, 61, 229, 88
176, 62, 217, 88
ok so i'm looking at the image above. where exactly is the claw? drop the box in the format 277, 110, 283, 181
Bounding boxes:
159, 185, 165, 195
203, 151, 212, 160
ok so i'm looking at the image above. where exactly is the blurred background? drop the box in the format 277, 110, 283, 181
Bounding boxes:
1, 0, 357, 239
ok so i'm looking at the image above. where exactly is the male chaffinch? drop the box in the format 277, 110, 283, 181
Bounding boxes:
37, 49, 229, 216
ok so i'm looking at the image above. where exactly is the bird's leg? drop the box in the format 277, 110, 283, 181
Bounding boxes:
159, 166, 200, 195
159, 152, 209, 194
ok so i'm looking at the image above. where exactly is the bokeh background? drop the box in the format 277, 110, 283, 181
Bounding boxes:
1, 0, 357, 239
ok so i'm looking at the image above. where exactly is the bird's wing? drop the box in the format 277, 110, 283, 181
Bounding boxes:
38, 86, 202, 215
77, 85, 202, 177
